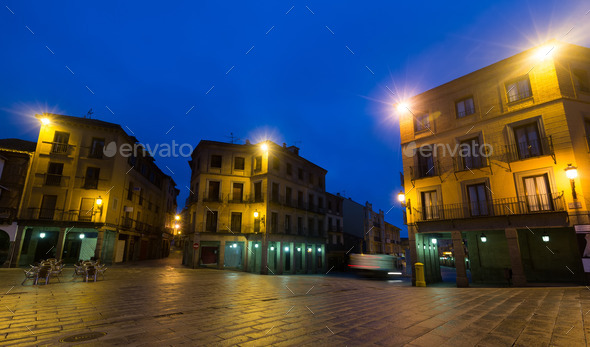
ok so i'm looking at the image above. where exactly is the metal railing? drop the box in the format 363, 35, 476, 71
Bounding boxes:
24, 208, 101, 222
507, 89, 532, 103
415, 192, 565, 222
45, 174, 63, 186
505, 136, 553, 162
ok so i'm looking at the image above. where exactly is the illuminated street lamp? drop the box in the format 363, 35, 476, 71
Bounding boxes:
565, 163, 578, 199
480, 233, 487, 243
542, 232, 550, 243
174, 214, 180, 221
40, 117, 51, 125
95, 196, 103, 206
79, 234, 85, 239
40, 232, 46, 238
260, 143, 268, 152
253, 210, 259, 218
398, 191, 405, 203
431, 238, 437, 244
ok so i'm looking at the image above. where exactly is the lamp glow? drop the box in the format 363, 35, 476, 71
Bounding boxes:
535, 44, 556, 61
397, 191, 405, 203
480, 233, 487, 243
396, 102, 409, 113
253, 211, 259, 218
542, 232, 550, 243
40, 232, 46, 238
174, 215, 180, 221
297, 247, 301, 251
565, 164, 578, 179
270, 246, 275, 251
254, 244, 259, 248
317, 248, 321, 252
284, 246, 289, 252
431, 238, 437, 244
261, 143, 268, 151
79, 234, 85, 239
41, 117, 50, 125
174, 224, 180, 229
96, 196, 103, 206
307, 248, 312, 252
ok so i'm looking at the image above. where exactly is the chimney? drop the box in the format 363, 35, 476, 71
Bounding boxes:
245, 139, 251, 145
283, 142, 287, 148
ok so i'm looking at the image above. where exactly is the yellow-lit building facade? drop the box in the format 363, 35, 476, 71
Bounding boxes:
183, 140, 327, 274
399, 42, 590, 286
11, 114, 178, 266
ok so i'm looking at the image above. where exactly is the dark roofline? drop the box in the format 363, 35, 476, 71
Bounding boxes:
410, 41, 590, 100
192, 139, 328, 173
0, 138, 37, 153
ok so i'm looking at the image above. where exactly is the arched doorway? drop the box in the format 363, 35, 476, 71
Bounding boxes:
0, 230, 10, 266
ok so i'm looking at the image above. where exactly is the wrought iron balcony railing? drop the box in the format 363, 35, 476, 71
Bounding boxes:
504, 136, 553, 162
415, 192, 565, 222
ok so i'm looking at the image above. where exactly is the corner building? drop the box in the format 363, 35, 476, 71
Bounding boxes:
12, 114, 178, 266
184, 140, 328, 274
399, 42, 590, 286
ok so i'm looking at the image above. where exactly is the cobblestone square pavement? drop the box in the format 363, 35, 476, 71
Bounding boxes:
2, 253, 590, 346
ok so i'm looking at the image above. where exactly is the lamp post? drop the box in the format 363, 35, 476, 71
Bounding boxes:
565, 163, 578, 200
95, 196, 103, 220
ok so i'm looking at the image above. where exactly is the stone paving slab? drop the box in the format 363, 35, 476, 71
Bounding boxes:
1, 254, 590, 346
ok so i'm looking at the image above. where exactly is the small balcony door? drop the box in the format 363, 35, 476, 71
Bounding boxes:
79, 198, 94, 222
514, 123, 541, 159
467, 183, 489, 216
232, 183, 243, 202
39, 195, 57, 220
421, 190, 439, 220
523, 175, 553, 212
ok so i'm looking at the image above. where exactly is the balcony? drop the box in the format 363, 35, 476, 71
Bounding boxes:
504, 136, 554, 163
415, 192, 565, 223
121, 217, 134, 229
410, 160, 440, 181
0, 207, 16, 222
24, 208, 102, 223
45, 174, 64, 186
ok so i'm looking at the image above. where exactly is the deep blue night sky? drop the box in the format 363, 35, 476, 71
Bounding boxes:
1, 1, 589, 236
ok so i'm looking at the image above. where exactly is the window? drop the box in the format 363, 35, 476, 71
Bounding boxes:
417, 146, 435, 178
318, 197, 324, 209
127, 182, 134, 200
286, 163, 292, 175
460, 137, 483, 170
467, 183, 489, 216
84, 167, 100, 189
208, 181, 220, 201
138, 189, 143, 205
308, 173, 314, 184
285, 187, 292, 206
206, 210, 218, 232
46, 162, 63, 186
308, 218, 314, 235
573, 69, 590, 92
234, 157, 245, 170
308, 194, 314, 210
272, 156, 280, 170
232, 183, 243, 202
79, 198, 94, 222
285, 215, 291, 234
51, 131, 70, 154
90, 138, 105, 158
414, 114, 431, 132
456, 97, 475, 118
506, 76, 532, 102
328, 201, 332, 211
254, 156, 262, 171
298, 191, 304, 208
297, 217, 303, 234
513, 123, 542, 159
230, 212, 242, 233
421, 190, 439, 220
523, 175, 553, 212
271, 182, 279, 203
298, 168, 303, 180
210, 155, 222, 168
254, 181, 262, 202
317, 219, 323, 235
39, 195, 57, 220
585, 120, 590, 149
271, 212, 278, 233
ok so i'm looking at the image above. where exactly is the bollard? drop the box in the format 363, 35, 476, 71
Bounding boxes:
415, 262, 426, 287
